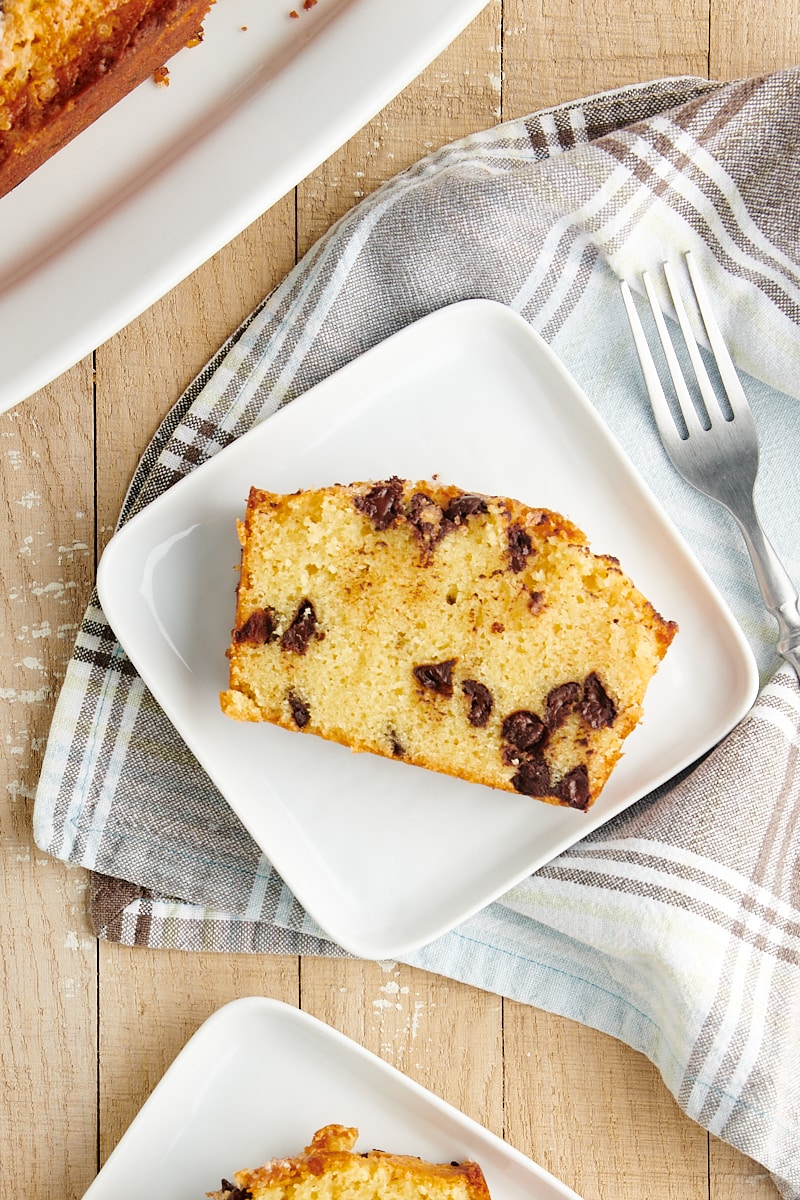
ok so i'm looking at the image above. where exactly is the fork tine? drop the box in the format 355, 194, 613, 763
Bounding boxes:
619, 280, 683, 445
662, 260, 727, 425
641, 270, 706, 437
685, 250, 751, 419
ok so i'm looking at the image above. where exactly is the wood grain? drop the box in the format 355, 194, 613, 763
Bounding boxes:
502, 0, 709, 118
710, 1, 800, 80
296, 2, 503, 255
300, 959, 504, 1135
97, 945, 299, 1163
95, 195, 296, 541
0, 366, 97, 1199
504, 1004, 708, 1199
1, 3, 797, 1198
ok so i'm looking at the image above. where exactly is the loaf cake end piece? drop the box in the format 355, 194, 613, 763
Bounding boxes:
0, 0, 215, 199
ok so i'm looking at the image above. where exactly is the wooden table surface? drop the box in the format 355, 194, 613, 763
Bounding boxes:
2, 3, 797, 1197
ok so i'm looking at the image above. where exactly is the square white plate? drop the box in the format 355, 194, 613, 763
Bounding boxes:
96, 299, 759, 958
0, 0, 489, 413
81, 996, 583, 1199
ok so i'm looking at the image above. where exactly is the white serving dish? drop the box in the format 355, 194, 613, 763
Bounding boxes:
97, 299, 759, 958
0, 0, 490, 413
81, 996, 584, 1200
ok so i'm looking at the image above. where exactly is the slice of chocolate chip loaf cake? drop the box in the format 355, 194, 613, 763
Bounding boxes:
220, 478, 677, 811
206, 1124, 491, 1200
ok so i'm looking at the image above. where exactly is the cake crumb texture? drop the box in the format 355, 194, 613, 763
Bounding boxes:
206, 1124, 492, 1200
0, 0, 214, 198
220, 478, 677, 811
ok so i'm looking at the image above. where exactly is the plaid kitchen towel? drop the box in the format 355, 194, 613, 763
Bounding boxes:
34, 71, 800, 1194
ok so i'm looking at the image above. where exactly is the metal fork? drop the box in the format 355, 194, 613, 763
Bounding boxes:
620, 251, 800, 679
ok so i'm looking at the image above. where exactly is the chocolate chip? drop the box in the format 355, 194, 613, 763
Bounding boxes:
233, 607, 275, 644
413, 658, 456, 696
507, 524, 533, 572
581, 672, 617, 729
288, 692, 310, 728
555, 765, 591, 810
221, 1181, 253, 1200
407, 491, 450, 548
407, 491, 437, 521
389, 730, 406, 757
462, 679, 493, 727
511, 752, 552, 796
526, 588, 545, 614
354, 477, 404, 530
444, 493, 488, 524
501, 709, 547, 751
545, 681, 581, 729
280, 599, 317, 654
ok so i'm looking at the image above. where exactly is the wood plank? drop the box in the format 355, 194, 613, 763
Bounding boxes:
97, 944, 300, 1163
0, 364, 98, 1198
503, 1003, 709, 1200
94, 196, 296, 540
710, 1135, 781, 1200
711, 1, 800, 80
500, 4, 781, 1197
93, 197, 300, 1168
295, 6, 505, 1165
299, 959, 504, 1135
296, 2, 503, 255
503, 0, 709, 118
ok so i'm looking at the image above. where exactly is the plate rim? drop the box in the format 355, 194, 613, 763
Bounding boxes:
96, 298, 760, 958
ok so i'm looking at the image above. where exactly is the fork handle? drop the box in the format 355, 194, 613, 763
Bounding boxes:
730, 496, 800, 679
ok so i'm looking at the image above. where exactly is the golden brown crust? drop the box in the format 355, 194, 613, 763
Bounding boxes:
0, 0, 214, 199
208, 1124, 492, 1200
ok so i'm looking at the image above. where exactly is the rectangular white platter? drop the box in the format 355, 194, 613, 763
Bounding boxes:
0, 0, 490, 414
96, 299, 759, 959
81, 996, 584, 1199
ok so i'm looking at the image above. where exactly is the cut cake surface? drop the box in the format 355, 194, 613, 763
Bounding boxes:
206, 1123, 492, 1200
220, 478, 677, 811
